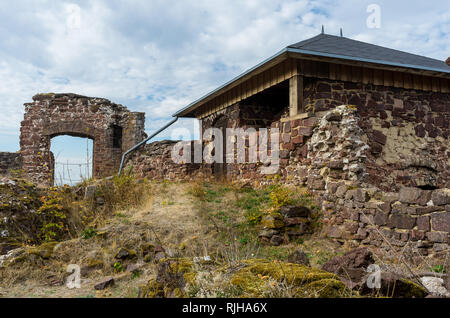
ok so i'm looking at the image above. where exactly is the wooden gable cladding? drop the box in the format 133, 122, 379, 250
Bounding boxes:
196, 58, 299, 118
195, 57, 450, 119
300, 59, 450, 94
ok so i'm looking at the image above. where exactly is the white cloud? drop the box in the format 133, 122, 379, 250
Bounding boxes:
0, 0, 448, 153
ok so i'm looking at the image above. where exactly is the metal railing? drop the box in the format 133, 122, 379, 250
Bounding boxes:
118, 117, 178, 176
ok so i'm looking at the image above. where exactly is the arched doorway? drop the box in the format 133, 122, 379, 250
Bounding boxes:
20, 94, 146, 186
51, 135, 94, 186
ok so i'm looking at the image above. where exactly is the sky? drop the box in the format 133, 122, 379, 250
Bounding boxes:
0, 0, 449, 182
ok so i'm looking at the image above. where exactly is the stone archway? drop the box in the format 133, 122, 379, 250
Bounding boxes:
20, 93, 146, 186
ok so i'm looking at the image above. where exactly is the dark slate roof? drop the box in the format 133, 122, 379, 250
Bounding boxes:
174, 33, 450, 117
288, 34, 450, 73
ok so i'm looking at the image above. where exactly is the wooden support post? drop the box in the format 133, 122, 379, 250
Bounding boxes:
289, 75, 303, 117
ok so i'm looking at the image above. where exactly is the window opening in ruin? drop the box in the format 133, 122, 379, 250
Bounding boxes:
50, 135, 93, 186
112, 125, 123, 149
239, 80, 289, 126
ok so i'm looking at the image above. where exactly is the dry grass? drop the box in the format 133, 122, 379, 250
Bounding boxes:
2, 179, 444, 298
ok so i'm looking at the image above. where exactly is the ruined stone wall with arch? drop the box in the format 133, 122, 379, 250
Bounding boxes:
20, 93, 146, 186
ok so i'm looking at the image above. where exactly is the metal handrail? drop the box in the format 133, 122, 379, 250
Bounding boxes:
118, 117, 178, 176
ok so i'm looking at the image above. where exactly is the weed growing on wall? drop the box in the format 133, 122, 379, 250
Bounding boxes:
37, 187, 70, 242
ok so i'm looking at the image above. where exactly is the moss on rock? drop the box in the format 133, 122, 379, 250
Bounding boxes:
230, 259, 351, 298
296, 278, 351, 298
139, 278, 165, 298
26, 241, 58, 259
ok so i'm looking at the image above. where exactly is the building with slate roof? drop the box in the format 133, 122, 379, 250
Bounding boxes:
171, 32, 450, 190
126, 33, 450, 251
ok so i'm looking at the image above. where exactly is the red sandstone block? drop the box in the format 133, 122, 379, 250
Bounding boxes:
292, 119, 301, 128
298, 127, 313, 136
410, 230, 425, 241
283, 122, 291, 133
282, 133, 291, 143
282, 143, 294, 151
302, 117, 317, 127
292, 136, 304, 144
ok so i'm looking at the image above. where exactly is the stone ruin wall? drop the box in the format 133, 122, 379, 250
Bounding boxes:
126, 140, 209, 181
126, 78, 450, 256
302, 79, 449, 190
19, 93, 146, 186
0, 152, 22, 176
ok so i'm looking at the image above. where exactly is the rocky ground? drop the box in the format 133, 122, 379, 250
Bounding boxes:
0, 177, 448, 298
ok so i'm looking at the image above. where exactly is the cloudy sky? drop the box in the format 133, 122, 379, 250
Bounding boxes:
0, 0, 449, 182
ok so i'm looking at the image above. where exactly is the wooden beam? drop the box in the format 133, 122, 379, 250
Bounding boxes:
440, 78, 449, 93
287, 51, 450, 78
362, 67, 372, 84
404, 73, 412, 89
412, 75, 421, 90
373, 69, 383, 86
422, 76, 431, 91
341, 65, 351, 82
303, 60, 312, 77
329, 63, 337, 80
393, 72, 403, 88
289, 75, 304, 117
352, 66, 362, 83
383, 70, 393, 87
432, 77, 440, 92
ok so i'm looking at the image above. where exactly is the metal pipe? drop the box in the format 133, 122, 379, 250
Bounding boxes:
118, 117, 178, 176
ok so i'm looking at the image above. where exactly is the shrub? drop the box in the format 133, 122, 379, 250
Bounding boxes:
37, 187, 70, 242
96, 173, 151, 212
113, 262, 124, 273
81, 228, 98, 239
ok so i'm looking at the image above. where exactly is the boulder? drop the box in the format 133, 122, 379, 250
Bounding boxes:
321, 247, 374, 289
27, 242, 58, 260
126, 263, 143, 274
115, 248, 137, 260
0, 242, 21, 256
230, 259, 351, 298
81, 259, 104, 276
287, 249, 310, 266
258, 229, 279, 238
280, 206, 310, 218
360, 272, 428, 298
270, 235, 284, 246
94, 277, 115, 290
261, 214, 285, 229
421, 276, 450, 297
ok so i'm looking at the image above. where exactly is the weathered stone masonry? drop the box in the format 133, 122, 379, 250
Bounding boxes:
126, 79, 450, 255
302, 79, 450, 191
0, 152, 21, 176
19, 93, 146, 186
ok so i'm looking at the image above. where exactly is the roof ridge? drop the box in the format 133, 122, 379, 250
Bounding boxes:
318, 34, 445, 64
288, 33, 326, 49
